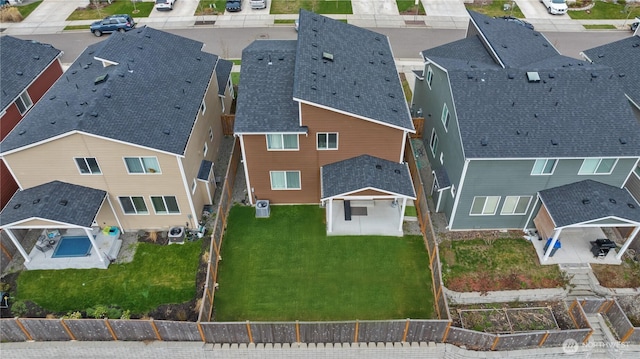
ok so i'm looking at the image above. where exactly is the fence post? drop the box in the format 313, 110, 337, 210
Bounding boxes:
60, 319, 76, 340
0, 241, 13, 260
490, 335, 500, 351
104, 319, 118, 341
150, 319, 162, 341
402, 318, 410, 342
354, 320, 359, 343
246, 320, 253, 343
441, 321, 451, 342
14, 318, 33, 341
295, 320, 300, 343
538, 331, 549, 347
197, 322, 206, 342
620, 328, 635, 343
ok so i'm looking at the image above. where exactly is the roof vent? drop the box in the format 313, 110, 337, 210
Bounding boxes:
322, 52, 333, 61
550, 139, 558, 145
591, 72, 598, 78
609, 198, 617, 204
90, 111, 98, 117
526, 72, 540, 83
49, 95, 56, 100
507, 73, 515, 79
394, 169, 401, 174
620, 138, 627, 144
16, 71, 23, 76
76, 111, 83, 117
629, 203, 636, 209
94, 74, 109, 84
18, 129, 26, 135
548, 73, 555, 79
33, 55, 40, 60
312, 43, 318, 47
466, 73, 474, 79
50, 120, 56, 124
13, 204, 21, 209
33, 199, 40, 204
59, 200, 68, 206
480, 138, 488, 146
375, 164, 382, 170
388, 93, 395, 98
598, 54, 605, 58
174, 105, 181, 109
582, 199, 590, 205
619, 73, 625, 78
163, 129, 170, 135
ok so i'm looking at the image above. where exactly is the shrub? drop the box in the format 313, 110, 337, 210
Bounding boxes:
0, 6, 23, 23
64, 311, 83, 319
11, 301, 28, 317
120, 309, 131, 320
86, 305, 109, 319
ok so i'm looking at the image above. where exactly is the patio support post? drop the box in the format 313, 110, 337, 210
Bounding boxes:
542, 229, 561, 262
4, 228, 30, 263
398, 197, 408, 231
84, 228, 106, 263
616, 226, 640, 260
327, 199, 333, 233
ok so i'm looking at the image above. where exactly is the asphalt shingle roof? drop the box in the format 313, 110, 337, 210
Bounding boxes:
215, 59, 233, 96
0, 181, 107, 228
0, 27, 218, 155
539, 180, 640, 228
233, 40, 301, 133
582, 35, 640, 109
293, 10, 414, 131
321, 155, 416, 199
197, 159, 213, 180
420, 11, 640, 159
0, 36, 62, 111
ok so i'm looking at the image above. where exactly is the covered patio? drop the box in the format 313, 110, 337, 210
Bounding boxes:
0, 181, 122, 270
530, 180, 640, 265
320, 155, 416, 236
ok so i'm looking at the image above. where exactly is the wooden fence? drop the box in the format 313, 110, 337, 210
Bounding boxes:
579, 297, 640, 344
0, 229, 27, 274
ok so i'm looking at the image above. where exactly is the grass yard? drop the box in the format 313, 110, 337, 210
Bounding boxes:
591, 258, 640, 288
440, 238, 567, 292
16, 242, 201, 314
214, 205, 434, 321
67, 1, 154, 21
397, 1, 426, 15
195, 0, 228, 15
270, 0, 353, 15
568, 1, 640, 20
465, 1, 525, 18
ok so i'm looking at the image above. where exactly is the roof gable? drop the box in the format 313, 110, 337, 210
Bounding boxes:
0, 36, 62, 111
1, 27, 218, 155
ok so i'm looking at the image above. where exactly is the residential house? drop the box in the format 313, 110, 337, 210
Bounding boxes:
410, 11, 640, 262
1, 36, 63, 208
0, 27, 233, 269
234, 10, 416, 235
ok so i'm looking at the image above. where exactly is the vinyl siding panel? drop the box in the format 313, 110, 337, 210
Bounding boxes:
626, 172, 640, 202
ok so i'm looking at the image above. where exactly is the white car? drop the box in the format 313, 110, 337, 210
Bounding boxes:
155, 0, 175, 11
541, 0, 567, 15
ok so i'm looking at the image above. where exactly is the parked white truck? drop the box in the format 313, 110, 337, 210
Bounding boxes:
541, 0, 568, 15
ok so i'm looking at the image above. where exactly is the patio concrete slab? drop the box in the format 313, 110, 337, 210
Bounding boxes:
326, 200, 405, 236
531, 227, 622, 265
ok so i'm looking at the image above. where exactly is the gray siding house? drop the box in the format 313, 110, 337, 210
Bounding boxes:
411, 11, 640, 235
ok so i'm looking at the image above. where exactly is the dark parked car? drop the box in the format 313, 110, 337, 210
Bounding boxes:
90, 14, 136, 37
496, 16, 535, 30
225, 0, 242, 12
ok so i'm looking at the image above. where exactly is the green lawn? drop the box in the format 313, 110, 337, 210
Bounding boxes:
16, 242, 201, 315
66, 1, 155, 21
195, 0, 228, 15
397, 1, 426, 15
214, 205, 434, 321
270, 0, 352, 15
465, 1, 525, 18
440, 238, 567, 292
568, 1, 640, 20
15, 0, 42, 19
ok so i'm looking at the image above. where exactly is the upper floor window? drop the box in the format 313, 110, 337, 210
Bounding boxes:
200, 101, 206, 115
634, 165, 640, 178
203, 142, 208, 157
317, 133, 338, 150
16, 91, 33, 115
119, 196, 148, 215
441, 103, 450, 130
75, 157, 101, 174
209, 127, 214, 141
470, 196, 500, 216
151, 195, 180, 214
501, 196, 531, 215
579, 158, 617, 175
266, 134, 298, 150
426, 66, 434, 89
429, 129, 438, 156
192, 179, 197, 195
270, 171, 301, 190
124, 157, 161, 174
531, 159, 557, 175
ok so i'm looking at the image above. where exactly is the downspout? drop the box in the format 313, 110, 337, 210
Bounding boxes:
177, 156, 198, 229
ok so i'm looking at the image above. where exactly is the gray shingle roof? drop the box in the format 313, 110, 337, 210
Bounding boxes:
293, 10, 414, 132
433, 166, 451, 189
0, 181, 107, 228
233, 40, 301, 133
538, 180, 640, 228
421, 37, 499, 69
0, 27, 218, 155
582, 35, 640, 109
215, 59, 233, 96
197, 159, 213, 180
321, 155, 416, 199
0, 36, 62, 111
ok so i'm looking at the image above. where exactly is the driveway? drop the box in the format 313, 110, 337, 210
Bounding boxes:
421, 0, 468, 17
351, 0, 400, 15
515, 0, 569, 18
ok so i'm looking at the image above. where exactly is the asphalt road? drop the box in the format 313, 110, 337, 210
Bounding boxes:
16, 28, 629, 64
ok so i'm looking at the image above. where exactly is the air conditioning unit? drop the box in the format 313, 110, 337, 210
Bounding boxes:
255, 200, 270, 218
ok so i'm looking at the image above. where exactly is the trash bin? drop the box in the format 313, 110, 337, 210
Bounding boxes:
544, 238, 561, 257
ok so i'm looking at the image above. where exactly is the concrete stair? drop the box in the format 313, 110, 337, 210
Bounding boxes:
560, 263, 596, 300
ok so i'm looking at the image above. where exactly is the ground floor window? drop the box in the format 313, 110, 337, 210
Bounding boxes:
470, 196, 500, 215
270, 171, 301, 190
501, 196, 531, 215
119, 196, 148, 214
151, 196, 180, 214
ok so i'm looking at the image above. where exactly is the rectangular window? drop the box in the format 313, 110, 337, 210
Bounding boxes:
124, 157, 161, 174
578, 158, 617, 175
470, 196, 500, 215
441, 103, 450, 130
266, 134, 298, 150
200, 101, 206, 115
501, 196, 532, 215
531, 159, 557, 175
151, 196, 180, 214
270, 171, 301, 190
208, 127, 214, 141
429, 129, 438, 156
317, 133, 338, 150
75, 157, 101, 174
426, 66, 433, 88
119, 196, 148, 214
16, 91, 33, 115
203, 142, 208, 156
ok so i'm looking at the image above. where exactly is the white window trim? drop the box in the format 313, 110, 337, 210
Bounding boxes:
426, 65, 434, 89
441, 103, 450, 131
208, 127, 214, 141
450, 184, 456, 198
74, 157, 102, 175
16, 90, 33, 115
500, 196, 532, 216
470, 196, 501, 216
123, 156, 162, 174
220, 97, 225, 113
191, 179, 197, 195
429, 128, 438, 157
266, 134, 299, 151
150, 195, 181, 215
531, 159, 557, 176
203, 142, 208, 157
634, 165, 640, 179
578, 158, 618, 175
200, 100, 206, 115
316, 132, 338, 150
270, 170, 301, 190
118, 196, 149, 215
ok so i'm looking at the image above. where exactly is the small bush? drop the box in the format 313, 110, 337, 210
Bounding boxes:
120, 309, 131, 320
86, 305, 109, 319
11, 301, 28, 318
0, 6, 23, 23
64, 311, 83, 319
